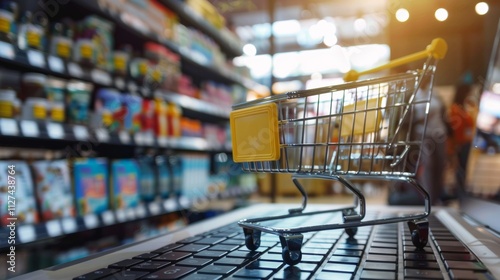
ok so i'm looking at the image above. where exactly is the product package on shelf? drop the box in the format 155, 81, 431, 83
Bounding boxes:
179, 153, 210, 202
155, 155, 171, 199
122, 94, 142, 134
75, 15, 115, 69
73, 158, 109, 216
66, 80, 93, 125
92, 88, 123, 132
0, 161, 39, 226
137, 156, 157, 202
0, 1, 18, 45
110, 159, 140, 209
17, 10, 48, 52
32, 159, 75, 221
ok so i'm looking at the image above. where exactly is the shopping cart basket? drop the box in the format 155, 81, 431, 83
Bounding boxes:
230, 38, 448, 265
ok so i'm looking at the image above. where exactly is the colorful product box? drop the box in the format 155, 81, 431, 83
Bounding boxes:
156, 156, 170, 199
32, 159, 75, 220
93, 88, 123, 132
0, 161, 39, 225
122, 94, 142, 133
73, 158, 109, 215
111, 159, 140, 209
138, 157, 156, 202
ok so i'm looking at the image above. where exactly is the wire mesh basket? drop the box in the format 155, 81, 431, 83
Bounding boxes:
229, 38, 448, 265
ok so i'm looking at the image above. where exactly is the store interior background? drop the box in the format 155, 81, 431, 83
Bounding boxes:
0, 0, 499, 277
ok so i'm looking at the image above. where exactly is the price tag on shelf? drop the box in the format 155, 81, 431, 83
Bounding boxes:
118, 130, 131, 144
46, 220, 63, 237
18, 225, 36, 243
83, 214, 99, 229
67, 62, 84, 78
126, 208, 136, 220
95, 128, 110, 142
20, 120, 39, 138
116, 209, 127, 223
47, 122, 65, 139
179, 197, 191, 209
115, 77, 126, 90
0, 118, 19, 136
148, 202, 161, 215
27, 49, 46, 68
61, 217, 77, 233
142, 133, 154, 146
91, 69, 112, 86
163, 199, 177, 212
157, 137, 168, 147
101, 210, 115, 226
0, 41, 15, 59
128, 81, 138, 93
134, 132, 144, 146
48, 55, 65, 73
135, 205, 147, 218
73, 125, 89, 141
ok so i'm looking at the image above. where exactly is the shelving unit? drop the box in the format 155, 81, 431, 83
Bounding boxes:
0, 0, 264, 274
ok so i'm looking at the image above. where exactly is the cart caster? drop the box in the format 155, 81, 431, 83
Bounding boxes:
407, 219, 429, 249
279, 234, 304, 266
345, 227, 358, 238
243, 228, 261, 250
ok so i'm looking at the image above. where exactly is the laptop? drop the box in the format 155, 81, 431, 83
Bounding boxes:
12, 30, 500, 280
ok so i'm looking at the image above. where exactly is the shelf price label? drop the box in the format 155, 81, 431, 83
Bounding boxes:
164, 198, 177, 212
48, 55, 65, 73
73, 125, 89, 141
27, 49, 46, 68
101, 210, 115, 226
67, 62, 84, 78
0, 118, 19, 136
20, 120, 39, 138
46, 220, 63, 237
91, 69, 112, 86
118, 130, 131, 144
125, 208, 136, 221
116, 209, 127, 223
18, 225, 36, 243
135, 205, 147, 218
148, 202, 161, 215
83, 214, 99, 229
61, 217, 77, 233
47, 122, 65, 139
95, 128, 110, 142
0, 41, 15, 59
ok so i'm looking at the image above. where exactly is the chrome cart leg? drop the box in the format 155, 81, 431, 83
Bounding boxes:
343, 208, 359, 238
243, 227, 261, 250
279, 234, 304, 266
288, 176, 308, 214
407, 219, 429, 248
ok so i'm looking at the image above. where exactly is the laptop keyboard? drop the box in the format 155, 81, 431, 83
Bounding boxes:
73, 212, 495, 280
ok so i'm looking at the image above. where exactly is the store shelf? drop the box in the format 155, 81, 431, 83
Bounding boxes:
0, 119, 230, 152
0, 186, 253, 249
159, 0, 244, 58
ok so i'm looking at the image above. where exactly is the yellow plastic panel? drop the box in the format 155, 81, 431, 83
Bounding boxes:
230, 103, 280, 163
341, 97, 383, 137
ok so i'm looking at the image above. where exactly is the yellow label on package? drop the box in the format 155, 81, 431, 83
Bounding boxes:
33, 104, 47, 119
56, 41, 71, 58
80, 44, 93, 59
138, 62, 148, 76
27, 30, 41, 48
114, 56, 126, 71
0, 17, 10, 33
0, 100, 13, 117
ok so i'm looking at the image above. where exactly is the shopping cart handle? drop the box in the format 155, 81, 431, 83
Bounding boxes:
344, 38, 448, 82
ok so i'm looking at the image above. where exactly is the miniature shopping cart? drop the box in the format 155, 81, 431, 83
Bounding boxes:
229, 38, 448, 265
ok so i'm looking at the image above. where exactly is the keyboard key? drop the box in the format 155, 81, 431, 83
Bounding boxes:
133, 253, 159, 260
336, 244, 365, 251
73, 268, 119, 280
101, 270, 148, 280
322, 263, 357, 273
178, 236, 203, 244
152, 243, 183, 254
300, 254, 324, 263
108, 259, 144, 269
143, 266, 195, 279
316, 271, 353, 280
441, 252, 477, 261
214, 257, 249, 267
227, 250, 260, 259
403, 246, 433, 254
369, 248, 397, 255
404, 260, 440, 270
130, 261, 170, 271
176, 244, 210, 253
366, 254, 397, 263
360, 269, 396, 280
154, 251, 192, 262
232, 268, 274, 279
273, 266, 311, 280
333, 249, 363, 257
370, 242, 397, 249
404, 252, 436, 261
404, 268, 444, 279
434, 240, 464, 247
438, 246, 470, 253
449, 269, 479, 280
444, 260, 487, 271
329, 256, 360, 264
181, 273, 222, 280
210, 244, 240, 252
259, 253, 285, 262
246, 260, 283, 270
363, 261, 396, 271
198, 264, 237, 275
195, 250, 227, 259
176, 257, 213, 267
301, 247, 329, 255
194, 237, 226, 245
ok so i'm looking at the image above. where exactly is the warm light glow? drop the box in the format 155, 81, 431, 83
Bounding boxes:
395, 8, 410, 22
475, 2, 489, 15
435, 8, 448, 21
323, 34, 338, 47
243, 43, 257, 56
311, 72, 323, 80
354, 18, 367, 32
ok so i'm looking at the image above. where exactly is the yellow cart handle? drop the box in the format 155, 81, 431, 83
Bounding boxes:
343, 38, 448, 82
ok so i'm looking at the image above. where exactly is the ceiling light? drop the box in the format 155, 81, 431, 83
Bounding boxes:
395, 8, 410, 22
323, 34, 338, 47
435, 8, 448, 21
475, 2, 489, 15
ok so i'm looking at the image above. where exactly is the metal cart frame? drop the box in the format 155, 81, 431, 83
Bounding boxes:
229, 38, 448, 265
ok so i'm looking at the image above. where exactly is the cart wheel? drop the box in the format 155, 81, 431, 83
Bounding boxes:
407, 220, 429, 249
279, 234, 304, 266
345, 227, 358, 238
243, 228, 261, 250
